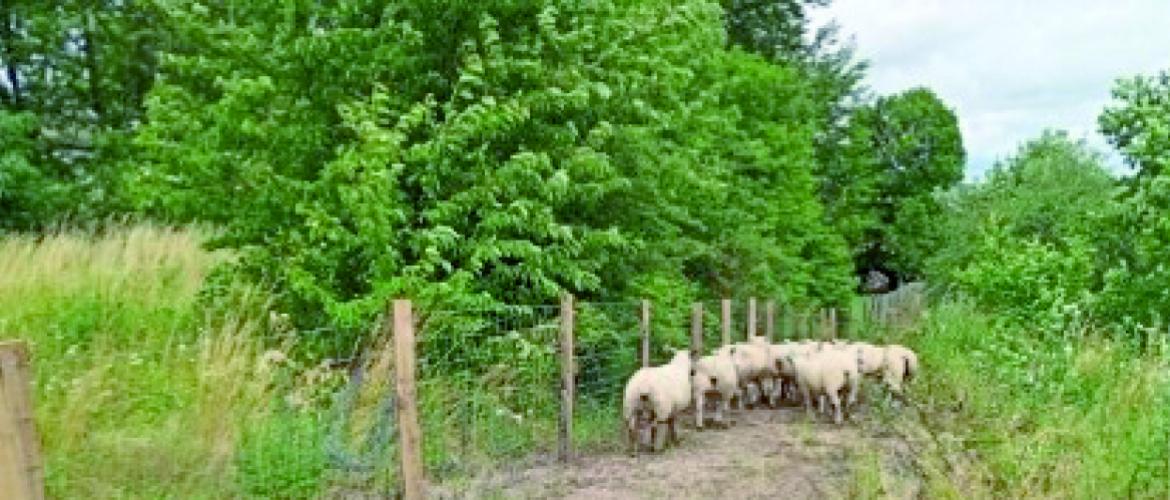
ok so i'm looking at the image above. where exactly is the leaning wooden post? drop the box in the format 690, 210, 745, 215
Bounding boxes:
558, 293, 575, 463
720, 299, 731, 346
765, 301, 775, 342
390, 301, 424, 500
0, 341, 44, 500
691, 302, 704, 429
640, 299, 651, 368
747, 297, 757, 340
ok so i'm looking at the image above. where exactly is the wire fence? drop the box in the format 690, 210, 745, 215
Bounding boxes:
6, 288, 937, 499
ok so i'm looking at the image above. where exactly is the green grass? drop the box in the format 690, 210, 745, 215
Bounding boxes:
889, 299, 1170, 499
0, 224, 314, 498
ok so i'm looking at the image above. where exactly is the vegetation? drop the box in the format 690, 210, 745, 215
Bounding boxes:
2, 0, 1169, 498
894, 300, 1169, 499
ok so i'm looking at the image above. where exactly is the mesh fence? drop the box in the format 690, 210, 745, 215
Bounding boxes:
25, 290, 944, 498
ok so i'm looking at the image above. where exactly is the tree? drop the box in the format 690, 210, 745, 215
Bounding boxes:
136, 0, 856, 341
1095, 69, 1170, 329
928, 131, 1114, 327
1099, 70, 1170, 180
850, 87, 965, 279
0, 0, 171, 227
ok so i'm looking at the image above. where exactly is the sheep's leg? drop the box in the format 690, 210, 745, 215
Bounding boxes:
829, 392, 843, 424
696, 391, 706, 430
801, 384, 814, 419
818, 393, 827, 415
667, 416, 677, 445
711, 393, 720, 428
747, 381, 761, 409
652, 421, 668, 452
625, 418, 636, 456
847, 376, 860, 409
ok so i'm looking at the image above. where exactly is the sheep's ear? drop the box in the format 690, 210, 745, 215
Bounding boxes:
689, 368, 696, 377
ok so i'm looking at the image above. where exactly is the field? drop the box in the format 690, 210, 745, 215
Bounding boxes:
2, 225, 1166, 498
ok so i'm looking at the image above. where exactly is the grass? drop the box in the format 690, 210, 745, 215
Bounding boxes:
882, 299, 1170, 499
0, 224, 317, 498
8, 224, 1165, 498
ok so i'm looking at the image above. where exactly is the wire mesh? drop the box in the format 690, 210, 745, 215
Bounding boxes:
416, 303, 562, 483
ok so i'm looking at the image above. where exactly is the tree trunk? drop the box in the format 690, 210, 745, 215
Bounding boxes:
1, 5, 23, 109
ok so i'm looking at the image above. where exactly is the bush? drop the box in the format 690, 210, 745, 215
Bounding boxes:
235, 410, 328, 499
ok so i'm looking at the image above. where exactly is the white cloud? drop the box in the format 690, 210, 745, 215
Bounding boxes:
810, 0, 1170, 180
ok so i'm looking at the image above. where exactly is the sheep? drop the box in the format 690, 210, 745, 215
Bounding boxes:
716, 339, 774, 409
622, 350, 693, 454
692, 348, 739, 428
763, 342, 799, 405
785, 349, 860, 424
882, 344, 919, 396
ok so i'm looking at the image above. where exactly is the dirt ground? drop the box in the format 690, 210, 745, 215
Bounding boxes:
433, 404, 925, 500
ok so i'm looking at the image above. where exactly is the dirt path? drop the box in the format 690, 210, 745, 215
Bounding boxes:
439, 406, 924, 500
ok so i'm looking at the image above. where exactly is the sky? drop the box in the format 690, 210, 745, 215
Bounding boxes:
808, 1, 1170, 181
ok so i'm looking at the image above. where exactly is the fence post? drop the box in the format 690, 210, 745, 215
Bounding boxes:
765, 301, 775, 342
829, 308, 838, 340
838, 304, 851, 339
558, 293, 575, 463
390, 301, 425, 500
640, 299, 651, 368
747, 297, 757, 340
0, 341, 44, 500
721, 299, 731, 346
691, 302, 704, 429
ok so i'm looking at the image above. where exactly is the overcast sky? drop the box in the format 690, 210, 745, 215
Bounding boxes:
808, 1, 1170, 181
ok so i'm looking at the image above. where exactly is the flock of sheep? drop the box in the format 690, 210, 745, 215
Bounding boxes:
622, 336, 919, 453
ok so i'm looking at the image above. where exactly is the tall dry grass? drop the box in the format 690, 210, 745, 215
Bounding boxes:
0, 224, 287, 498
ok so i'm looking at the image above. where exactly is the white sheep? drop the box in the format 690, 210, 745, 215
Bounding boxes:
764, 342, 801, 405
716, 339, 773, 409
622, 350, 693, 454
692, 349, 738, 428
882, 344, 919, 396
785, 349, 860, 424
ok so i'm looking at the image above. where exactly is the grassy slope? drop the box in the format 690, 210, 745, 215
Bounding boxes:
894, 300, 1170, 499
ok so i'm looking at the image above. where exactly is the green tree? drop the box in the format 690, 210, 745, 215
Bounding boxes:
0, 0, 171, 226
927, 131, 1115, 325
1095, 69, 1170, 330
850, 87, 965, 278
1099, 71, 1170, 179
136, 0, 856, 340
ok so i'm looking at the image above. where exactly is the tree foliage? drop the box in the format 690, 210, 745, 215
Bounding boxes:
129, 0, 858, 339
928, 131, 1113, 327
0, 0, 973, 341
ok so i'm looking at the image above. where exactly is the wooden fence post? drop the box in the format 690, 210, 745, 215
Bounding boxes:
559, 293, 575, 463
721, 299, 731, 346
838, 304, 850, 339
0, 341, 44, 500
391, 301, 425, 500
747, 297, 757, 340
691, 302, 704, 429
640, 300, 651, 368
765, 301, 775, 342
829, 308, 838, 340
